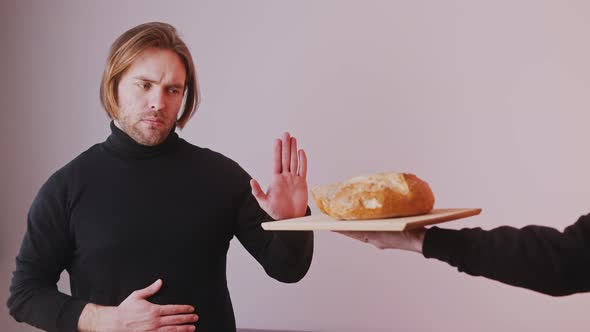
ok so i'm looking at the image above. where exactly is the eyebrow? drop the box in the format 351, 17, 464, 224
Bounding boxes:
133, 76, 185, 89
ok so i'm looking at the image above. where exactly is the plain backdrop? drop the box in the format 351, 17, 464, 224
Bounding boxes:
1, 1, 589, 331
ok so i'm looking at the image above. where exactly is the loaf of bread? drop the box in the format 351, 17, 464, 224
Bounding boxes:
311, 172, 435, 220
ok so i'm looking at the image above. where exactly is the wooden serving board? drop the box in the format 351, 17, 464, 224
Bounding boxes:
261, 208, 481, 231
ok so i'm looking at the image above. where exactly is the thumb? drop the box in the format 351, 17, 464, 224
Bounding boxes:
132, 279, 162, 299
250, 179, 268, 205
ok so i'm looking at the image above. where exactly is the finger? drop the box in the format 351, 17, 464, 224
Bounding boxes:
250, 179, 268, 203
298, 149, 307, 179
158, 304, 196, 316
132, 279, 162, 299
290, 137, 298, 175
335, 231, 368, 242
273, 139, 281, 174
158, 325, 195, 332
159, 313, 199, 326
282, 132, 291, 173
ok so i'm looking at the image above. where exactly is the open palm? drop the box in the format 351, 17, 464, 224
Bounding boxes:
250, 132, 308, 220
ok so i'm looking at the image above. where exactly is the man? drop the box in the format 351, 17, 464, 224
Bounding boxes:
7, 22, 313, 332
338, 213, 590, 296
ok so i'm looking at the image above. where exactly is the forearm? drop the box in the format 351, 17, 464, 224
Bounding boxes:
8, 172, 91, 330
7, 282, 88, 332
267, 205, 314, 282
8, 255, 87, 332
262, 230, 314, 283
423, 215, 590, 296
237, 201, 314, 283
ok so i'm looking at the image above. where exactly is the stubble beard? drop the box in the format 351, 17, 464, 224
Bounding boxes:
118, 114, 173, 146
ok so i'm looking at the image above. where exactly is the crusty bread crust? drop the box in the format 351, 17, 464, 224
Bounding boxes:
311, 172, 435, 220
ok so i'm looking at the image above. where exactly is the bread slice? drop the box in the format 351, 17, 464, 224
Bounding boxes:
311, 172, 435, 220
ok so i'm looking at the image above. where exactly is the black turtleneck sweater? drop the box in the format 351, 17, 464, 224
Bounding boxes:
7, 122, 314, 332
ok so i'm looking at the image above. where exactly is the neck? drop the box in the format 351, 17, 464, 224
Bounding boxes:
103, 121, 179, 159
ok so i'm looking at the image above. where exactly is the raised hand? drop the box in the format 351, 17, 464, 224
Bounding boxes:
250, 132, 308, 220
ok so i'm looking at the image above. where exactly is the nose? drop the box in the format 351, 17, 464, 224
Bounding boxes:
149, 89, 166, 111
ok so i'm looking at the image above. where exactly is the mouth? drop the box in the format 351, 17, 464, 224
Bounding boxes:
141, 118, 164, 127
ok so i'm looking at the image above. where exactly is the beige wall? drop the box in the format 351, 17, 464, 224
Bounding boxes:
2, 0, 590, 331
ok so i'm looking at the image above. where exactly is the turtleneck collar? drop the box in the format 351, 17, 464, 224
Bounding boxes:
103, 121, 179, 159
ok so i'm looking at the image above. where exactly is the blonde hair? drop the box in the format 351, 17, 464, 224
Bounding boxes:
100, 22, 199, 129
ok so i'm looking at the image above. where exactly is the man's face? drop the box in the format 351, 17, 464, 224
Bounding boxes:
115, 47, 186, 146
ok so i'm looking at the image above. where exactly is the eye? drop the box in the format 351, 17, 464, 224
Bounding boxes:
169, 88, 182, 95
138, 82, 151, 90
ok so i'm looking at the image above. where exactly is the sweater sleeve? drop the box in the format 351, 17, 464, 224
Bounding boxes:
422, 213, 590, 296
233, 184, 314, 283
7, 172, 88, 331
